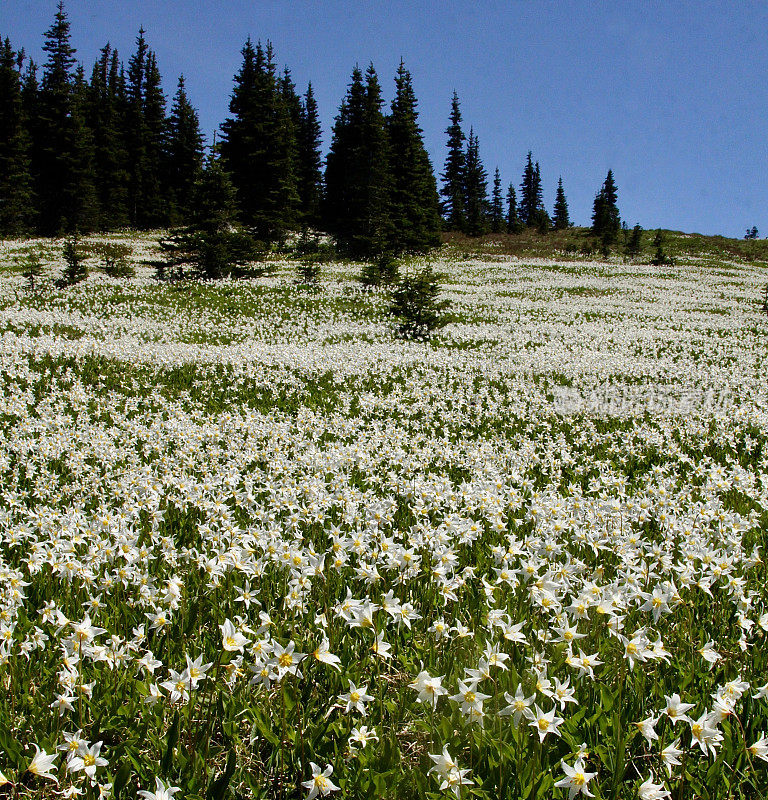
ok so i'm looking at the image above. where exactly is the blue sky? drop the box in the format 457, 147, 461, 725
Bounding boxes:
3, 0, 766, 237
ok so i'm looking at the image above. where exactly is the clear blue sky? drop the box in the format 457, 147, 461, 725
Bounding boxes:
3, 0, 766, 237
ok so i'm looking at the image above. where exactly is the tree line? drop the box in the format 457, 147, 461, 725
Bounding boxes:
0, 2, 623, 257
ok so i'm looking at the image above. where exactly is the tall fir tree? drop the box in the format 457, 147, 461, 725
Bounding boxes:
65, 65, 100, 231
220, 40, 299, 242
385, 61, 440, 253
506, 183, 522, 233
0, 37, 35, 235
126, 27, 149, 227
160, 152, 259, 280
439, 91, 465, 231
166, 75, 204, 224
142, 50, 168, 226
296, 81, 323, 226
519, 151, 544, 227
552, 176, 570, 230
463, 128, 488, 236
591, 169, 620, 244
323, 64, 392, 256
490, 167, 504, 233
36, 1, 78, 233
88, 43, 129, 229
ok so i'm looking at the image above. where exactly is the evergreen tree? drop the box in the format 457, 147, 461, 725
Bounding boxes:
552, 176, 570, 230
591, 169, 620, 245
439, 91, 466, 231
519, 151, 543, 227
142, 50, 169, 226
159, 153, 260, 279
0, 37, 35, 235
220, 40, 299, 243
166, 75, 204, 224
506, 183, 522, 233
296, 82, 323, 226
323, 64, 392, 257
36, 1, 78, 233
385, 61, 440, 253
463, 128, 488, 236
125, 27, 149, 227
490, 167, 504, 233
65, 65, 100, 231
88, 44, 129, 229
323, 66, 364, 243
626, 223, 643, 256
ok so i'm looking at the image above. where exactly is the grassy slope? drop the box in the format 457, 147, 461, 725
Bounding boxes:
441, 226, 768, 265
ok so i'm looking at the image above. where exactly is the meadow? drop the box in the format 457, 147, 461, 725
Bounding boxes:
0, 232, 767, 799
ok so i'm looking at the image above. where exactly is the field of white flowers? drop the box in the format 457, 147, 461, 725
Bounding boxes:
0, 234, 767, 800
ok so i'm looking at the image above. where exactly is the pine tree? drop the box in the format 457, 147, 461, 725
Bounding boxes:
65, 65, 100, 231
519, 151, 543, 227
88, 44, 129, 229
159, 153, 260, 280
36, 1, 78, 234
220, 40, 299, 243
439, 91, 466, 231
385, 61, 440, 253
296, 82, 323, 227
552, 176, 570, 230
0, 37, 35, 235
323, 64, 392, 257
626, 223, 642, 257
142, 50, 168, 226
506, 183, 522, 233
166, 75, 204, 224
591, 169, 620, 245
490, 167, 504, 233
125, 27, 149, 227
463, 128, 488, 236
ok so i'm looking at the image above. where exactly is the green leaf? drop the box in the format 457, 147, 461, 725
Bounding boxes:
207, 749, 237, 800
252, 709, 280, 748
113, 762, 132, 799
161, 710, 180, 777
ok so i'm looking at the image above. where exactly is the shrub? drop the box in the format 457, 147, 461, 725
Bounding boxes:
20, 252, 44, 291
59, 235, 87, 287
651, 230, 674, 267
389, 266, 450, 340
88, 242, 135, 278
296, 258, 321, 285
361, 253, 400, 288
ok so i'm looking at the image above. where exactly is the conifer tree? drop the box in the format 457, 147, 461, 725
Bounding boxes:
440, 91, 466, 231
519, 151, 543, 227
323, 64, 392, 257
126, 28, 149, 227
463, 128, 488, 236
626, 223, 642, 256
490, 167, 504, 233
159, 153, 260, 280
591, 169, 620, 245
36, 1, 78, 234
0, 37, 35, 235
166, 75, 204, 224
323, 66, 364, 243
142, 50, 168, 226
296, 82, 323, 227
65, 65, 100, 231
220, 40, 299, 243
88, 44, 129, 229
385, 61, 440, 253
506, 183, 522, 233
552, 176, 570, 230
